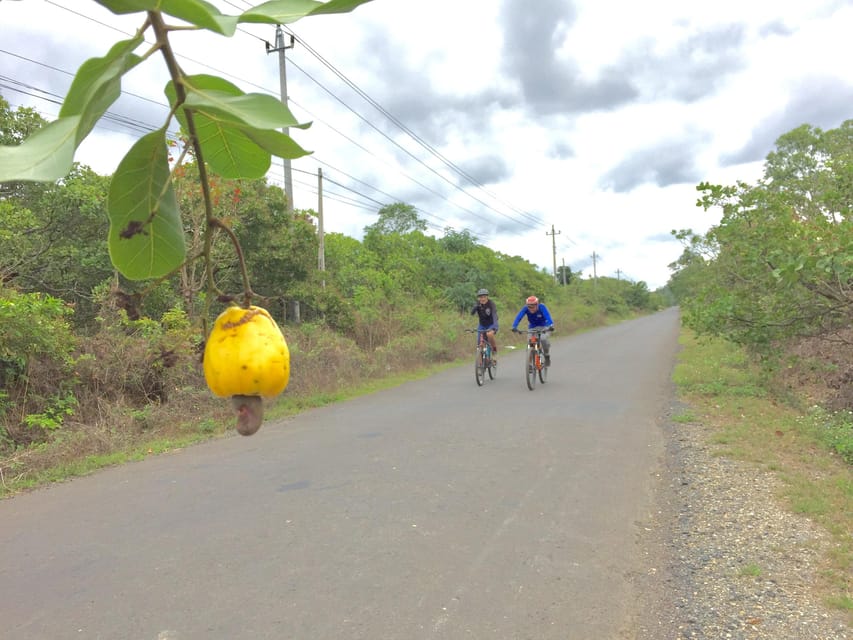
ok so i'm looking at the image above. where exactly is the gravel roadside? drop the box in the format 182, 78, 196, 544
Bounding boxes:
632, 405, 851, 639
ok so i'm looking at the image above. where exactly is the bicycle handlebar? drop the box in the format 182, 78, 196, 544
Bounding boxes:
512, 326, 553, 334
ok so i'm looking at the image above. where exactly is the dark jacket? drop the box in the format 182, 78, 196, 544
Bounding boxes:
471, 299, 498, 330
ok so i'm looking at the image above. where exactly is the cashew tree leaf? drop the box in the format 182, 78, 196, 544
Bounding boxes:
166, 75, 311, 178
304, 0, 375, 17
93, 0, 159, 13
107, 129, 186, 280
242, 127, 311, 160
157, 0, 238, 36
240, 0, 374, 24
0, 37, 143, 182
0, 117, 79, 183
193, 122, 272, 179
95, 0, 238, 35
60, 36, 145, 145
176, 75, 306, 130
97, 0, 371, 32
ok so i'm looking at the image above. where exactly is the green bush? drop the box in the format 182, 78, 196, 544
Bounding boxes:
0, 287, 78, 447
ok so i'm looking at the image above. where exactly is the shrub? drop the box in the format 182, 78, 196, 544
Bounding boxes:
0, 287, 77, 448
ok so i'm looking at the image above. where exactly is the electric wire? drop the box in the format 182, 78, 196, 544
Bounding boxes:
284, 54, 536, 230
284, 27, 545, 227
223, 0, 542, 228
6, 1, 546, 240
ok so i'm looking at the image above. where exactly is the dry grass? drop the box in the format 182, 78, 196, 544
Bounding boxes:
0, 312, 494, 496
0, 300, 644, 497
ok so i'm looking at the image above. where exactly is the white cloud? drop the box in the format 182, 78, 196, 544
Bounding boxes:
2, 0, 851, 291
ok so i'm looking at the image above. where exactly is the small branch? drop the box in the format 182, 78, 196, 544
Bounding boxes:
209, 217, 255, 306
148, 10, 255, 313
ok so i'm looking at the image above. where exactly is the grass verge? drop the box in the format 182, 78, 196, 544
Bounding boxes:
673, 331, 853, 614
0, 359, 458, 498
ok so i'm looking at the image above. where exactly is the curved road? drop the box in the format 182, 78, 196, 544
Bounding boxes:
1, 308, 682, 639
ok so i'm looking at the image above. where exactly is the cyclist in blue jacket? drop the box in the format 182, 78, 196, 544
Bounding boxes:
511, 295, 555, 366
471, 288, 499, 363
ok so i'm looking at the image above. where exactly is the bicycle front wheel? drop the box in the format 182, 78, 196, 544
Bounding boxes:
475, 349, 486, 386
526, 348, 536, 390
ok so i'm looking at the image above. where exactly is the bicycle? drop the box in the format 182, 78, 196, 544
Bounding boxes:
514, 327, 552, 390
467, 328, 496, 386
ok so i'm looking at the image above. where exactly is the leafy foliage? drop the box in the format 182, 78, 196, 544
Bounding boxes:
0, 1, 668, 468
0, 0, 373, 293
672, 120, 853, 352
0, 287, 77, 446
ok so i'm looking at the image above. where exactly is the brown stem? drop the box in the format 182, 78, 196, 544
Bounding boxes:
209, 217, 255, 306
147, 11, 254, 311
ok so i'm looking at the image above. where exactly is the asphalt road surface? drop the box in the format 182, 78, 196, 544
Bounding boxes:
1, 308, 682, 640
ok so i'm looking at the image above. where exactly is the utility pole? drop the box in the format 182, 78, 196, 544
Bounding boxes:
546, 225, 561, 283
616, 268, 622, 281
266, 25, 295, 213
317, 167, 326, 288
591, 251, 599, 298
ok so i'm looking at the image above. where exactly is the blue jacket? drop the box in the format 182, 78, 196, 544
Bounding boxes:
512, 303, 553, 330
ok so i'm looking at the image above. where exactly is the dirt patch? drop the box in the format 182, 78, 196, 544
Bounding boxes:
776, 328, 853, 411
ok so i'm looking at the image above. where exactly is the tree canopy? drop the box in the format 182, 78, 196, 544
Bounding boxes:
670, 120, 853, 351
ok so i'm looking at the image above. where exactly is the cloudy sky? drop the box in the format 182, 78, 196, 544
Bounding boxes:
2, 0, 852, 289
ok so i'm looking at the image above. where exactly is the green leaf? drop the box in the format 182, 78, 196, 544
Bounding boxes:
239, 0, 374, 24
174, 75, 306, 130
184, 90, 305, 130
107, 130, 186, 280
0, 117, 80, 183
60, 37, 144, 145
94, 0, 238, 35
166, 75, 311, 178
305, 0, 375, 17
159, 0, 238, 36
192, 119, 272, 179
93, 0, 159, 13
243, 127, 311, 160
185, 117, 309, 179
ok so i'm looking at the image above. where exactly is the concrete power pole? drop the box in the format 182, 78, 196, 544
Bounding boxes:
267, 25, 295, 213
317, 168, 326, 288
546, 225, 561, 283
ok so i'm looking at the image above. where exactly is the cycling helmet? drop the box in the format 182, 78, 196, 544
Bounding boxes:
526, 296, 539, 305
477, 288, 489, 296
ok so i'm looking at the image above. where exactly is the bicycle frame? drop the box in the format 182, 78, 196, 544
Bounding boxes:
468, 328, 495, 386
525, 327, 549, 390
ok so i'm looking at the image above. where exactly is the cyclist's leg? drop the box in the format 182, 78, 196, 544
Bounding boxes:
540, 332, 551, 365
486, 328, 497, 359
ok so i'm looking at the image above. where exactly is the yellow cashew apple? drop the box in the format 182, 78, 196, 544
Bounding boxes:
203, 305, 290, 436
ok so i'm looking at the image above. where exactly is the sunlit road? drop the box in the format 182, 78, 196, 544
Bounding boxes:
1, 309, 681, 640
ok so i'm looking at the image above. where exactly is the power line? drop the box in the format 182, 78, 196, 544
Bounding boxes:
5, 3, 550, 242
286, 28, 545, 228
283, 55, 515, 230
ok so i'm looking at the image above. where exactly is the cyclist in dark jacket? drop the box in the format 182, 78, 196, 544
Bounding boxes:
471, 288, 499, 362
511, 295, 555, 366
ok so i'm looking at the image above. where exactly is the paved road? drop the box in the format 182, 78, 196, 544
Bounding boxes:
1, 308, 682, 640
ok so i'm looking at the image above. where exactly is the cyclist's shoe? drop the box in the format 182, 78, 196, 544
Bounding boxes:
544, 355, 551, 367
